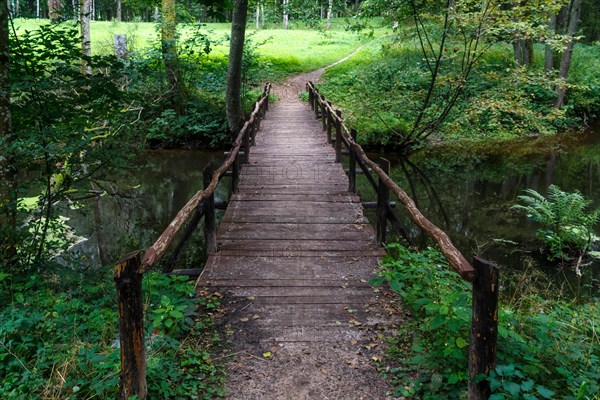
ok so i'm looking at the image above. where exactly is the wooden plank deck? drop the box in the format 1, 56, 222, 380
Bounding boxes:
198, 94, 393, 399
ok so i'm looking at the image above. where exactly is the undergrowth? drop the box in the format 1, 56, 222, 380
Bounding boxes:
318, 33, 600, 148
374, 243, 599, 399
0, 268, 225, 399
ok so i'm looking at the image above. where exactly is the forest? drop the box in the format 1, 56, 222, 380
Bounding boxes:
1, 0, 600, 398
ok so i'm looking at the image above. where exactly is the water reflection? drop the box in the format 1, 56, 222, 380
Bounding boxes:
368, 128, 600, 296
64, 150, 226, 268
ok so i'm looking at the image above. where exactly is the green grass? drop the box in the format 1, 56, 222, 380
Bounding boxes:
317, 29, 600, 147
12, 18, 385, 79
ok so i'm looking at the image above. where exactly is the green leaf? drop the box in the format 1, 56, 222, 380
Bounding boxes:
408, 355, 426, 365
521, 380, 535, 392
369, 277, 386, 286
503, 381, 521, 397
536, 385, 554, 399
389, 279, 404, 293
455, 337, 468, 349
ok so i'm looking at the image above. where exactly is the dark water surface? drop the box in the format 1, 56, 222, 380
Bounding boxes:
65, 149, 225, 267
370, 124, 600, 297
65, 127, 600, 295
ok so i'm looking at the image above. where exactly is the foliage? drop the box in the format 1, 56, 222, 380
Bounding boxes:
318, 32, 600, 147
0, 269, 224, 399
374, 243, 600, 399
4, 21, 133, 271
513, 185, 600, 260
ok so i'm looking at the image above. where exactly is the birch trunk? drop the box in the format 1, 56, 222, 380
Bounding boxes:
80, 0, 91, 75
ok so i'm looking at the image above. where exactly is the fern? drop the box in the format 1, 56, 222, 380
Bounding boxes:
513, 185, 600, 260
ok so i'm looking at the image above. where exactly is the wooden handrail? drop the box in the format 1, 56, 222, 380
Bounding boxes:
140, 83, 272, 272
115, 82, 271, 400
306, 82, 476, 282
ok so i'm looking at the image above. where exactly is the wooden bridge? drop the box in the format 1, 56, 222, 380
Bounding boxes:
114, 82, 499, 400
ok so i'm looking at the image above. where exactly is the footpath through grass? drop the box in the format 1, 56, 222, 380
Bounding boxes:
12, 18, 382, 80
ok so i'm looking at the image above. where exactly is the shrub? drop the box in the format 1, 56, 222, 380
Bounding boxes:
513, 185, 600, 261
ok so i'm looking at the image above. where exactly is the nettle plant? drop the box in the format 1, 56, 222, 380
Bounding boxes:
513, 185, 600, 262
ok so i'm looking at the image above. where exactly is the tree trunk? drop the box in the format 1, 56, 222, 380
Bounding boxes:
513, 38, 533, 67
117, 0, 122, 21
255, 4, 259, 29
260, 4, 264, 28
545, 14, 557, 70
48, 0, 62, 21
0, 0, 16, 269
326, 0, 333, 30
282, 0, 288, 29
161, 0, 185, 114
36, 0, 39, 18
513, 40, 524, 65
556, 0, 584, 109
80, 0, 91, 75
226, 0, 248, 135
354, 0, 359, 11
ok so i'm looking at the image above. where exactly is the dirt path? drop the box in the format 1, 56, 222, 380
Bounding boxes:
272, 46, 363, 104
198, 54, 397, 400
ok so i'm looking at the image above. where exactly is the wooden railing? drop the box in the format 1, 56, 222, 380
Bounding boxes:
307, 81, 499, 400
113, 83, 271, 400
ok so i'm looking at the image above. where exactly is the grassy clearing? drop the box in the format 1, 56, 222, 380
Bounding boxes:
12, 18, 383, 80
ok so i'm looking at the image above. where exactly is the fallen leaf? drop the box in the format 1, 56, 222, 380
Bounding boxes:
263, 351, 272, 358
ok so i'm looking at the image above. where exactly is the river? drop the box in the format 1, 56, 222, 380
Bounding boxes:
63, 125, 600, 296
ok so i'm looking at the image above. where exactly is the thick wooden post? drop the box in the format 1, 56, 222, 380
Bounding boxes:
335, 110, 342, 163
348, 128, 357, 192
308, 84, 314, 109
376, 158, 390, 245
314, 90, 320, 118
326, 102, 333, 143
114, 251, 147, 400
468, 257, 500, 400
203, 163, 217, 255
232, 152, 240, 194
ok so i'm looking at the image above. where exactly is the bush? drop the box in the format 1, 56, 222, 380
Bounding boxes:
0, 269, 224, 399
513, 185, 600, 261
375, 244, 600, 399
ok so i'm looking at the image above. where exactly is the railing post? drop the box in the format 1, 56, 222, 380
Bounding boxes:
326, 102, 333, 143
327, 104, 333, 144
308, 84, 314, 109
468, 257, 500, 400
321, 100, 327, 131
232, 152, 240, 194
314, 90, 320, 119
250, 121, 257, 146
243, 128, 250, 164
376, 158, 390, 245
114, 250, 147, 400
265, 91, 269, 112
349, 128, 357, 192
203, 163, 217, 256
335, 110, 342, 163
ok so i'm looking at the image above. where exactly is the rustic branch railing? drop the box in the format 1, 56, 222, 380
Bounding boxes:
307, 81, 499, 400
113, 83, 271, 400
